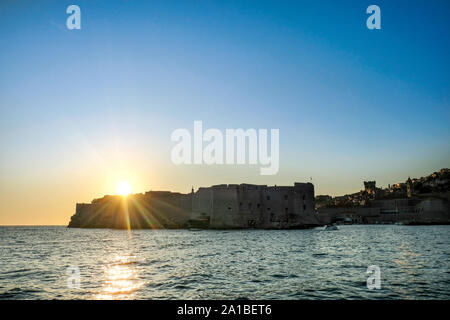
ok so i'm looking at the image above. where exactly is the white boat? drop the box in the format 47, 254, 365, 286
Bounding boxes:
188, 228, 203, 231
323, 225, 338, 231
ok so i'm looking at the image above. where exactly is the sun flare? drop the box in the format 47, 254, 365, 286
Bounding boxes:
116, 181, 132, 196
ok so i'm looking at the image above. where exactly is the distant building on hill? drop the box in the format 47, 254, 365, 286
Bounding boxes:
316, 169, 450, 225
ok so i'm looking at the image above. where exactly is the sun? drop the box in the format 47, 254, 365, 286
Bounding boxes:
116, 181, 132, 196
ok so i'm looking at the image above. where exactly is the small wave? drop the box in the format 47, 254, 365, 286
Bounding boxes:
1, 268, 33, 275
0, 268, 38, 280
140, 259, 165, 266
196, 252, 220, 258
312, 253, 328, 257
0, 287, 23, 299
111, 261, 137, 266
271, 274, 288, 279
173, 284, 192, 290
0, 287, 41, 299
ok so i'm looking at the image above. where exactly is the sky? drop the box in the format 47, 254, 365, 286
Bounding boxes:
0, 0, 449, 225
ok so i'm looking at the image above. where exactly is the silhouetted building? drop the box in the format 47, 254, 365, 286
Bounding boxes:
68, 182, 320, 229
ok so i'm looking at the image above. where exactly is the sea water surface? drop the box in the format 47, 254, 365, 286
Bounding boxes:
0, 225, 449, 299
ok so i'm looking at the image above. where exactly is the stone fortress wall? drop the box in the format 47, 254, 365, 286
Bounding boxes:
190, 183, 318, 229
68, 182, 320, 229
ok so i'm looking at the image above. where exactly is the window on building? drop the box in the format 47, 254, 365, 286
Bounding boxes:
257, 203, 260, 209
284, 195, 288, 200
266, 196, 270, 200
303, 204, 306, 211
248, 203, 252, 209
302, 194, 306, 200
228, 207, 232, 210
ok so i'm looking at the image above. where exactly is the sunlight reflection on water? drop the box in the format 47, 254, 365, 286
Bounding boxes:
94, 255, 145, 300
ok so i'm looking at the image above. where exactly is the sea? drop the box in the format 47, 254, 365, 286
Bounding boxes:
0, 225, 449, 299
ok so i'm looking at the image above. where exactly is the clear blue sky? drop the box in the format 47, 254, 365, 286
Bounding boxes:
0, 0, 449, 224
